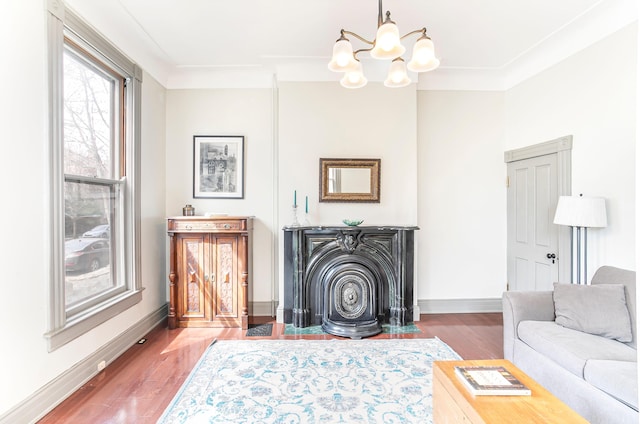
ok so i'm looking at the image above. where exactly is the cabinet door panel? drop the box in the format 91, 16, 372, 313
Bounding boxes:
176, 234, 211, 321
213, 236, 239, 318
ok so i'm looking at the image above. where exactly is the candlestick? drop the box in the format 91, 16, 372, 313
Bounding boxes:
291, 205, 300, 227
294, 190, 297, 207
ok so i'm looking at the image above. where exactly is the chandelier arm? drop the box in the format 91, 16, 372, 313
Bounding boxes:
400, 28, 427, 41
342, 30, 375, 46
353, 47, 374, 57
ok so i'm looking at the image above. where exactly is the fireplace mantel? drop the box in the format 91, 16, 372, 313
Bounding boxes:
283, 225, 418, 338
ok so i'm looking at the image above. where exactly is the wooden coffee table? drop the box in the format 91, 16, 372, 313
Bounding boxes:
433, 359, 588, 423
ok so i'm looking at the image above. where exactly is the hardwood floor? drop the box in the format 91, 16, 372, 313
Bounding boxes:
38, 313, 503, 423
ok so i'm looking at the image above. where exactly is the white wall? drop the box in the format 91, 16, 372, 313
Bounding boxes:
277, 82, 419, 314
415, 24, 637, 304
0, 2, 168, 417
0, 0, 50, 413
417, 91, 507, 301
140, 75, 169, 311
163, 83, 420, 316
505, 23, 637, 278
277, 82, 418, 226
165, 89, 275, 306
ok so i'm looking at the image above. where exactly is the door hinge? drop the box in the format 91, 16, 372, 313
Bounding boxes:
506, 176, 510, 188
506, 281, 510, 291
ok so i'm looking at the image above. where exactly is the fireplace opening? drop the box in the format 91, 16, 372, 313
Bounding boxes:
321, 262, 383, 338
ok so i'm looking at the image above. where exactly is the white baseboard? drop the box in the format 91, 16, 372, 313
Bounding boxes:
250, 301, 277, 317
418, 298, 502, 314
0, 303, 167, 424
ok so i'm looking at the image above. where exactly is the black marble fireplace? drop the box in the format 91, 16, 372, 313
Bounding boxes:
282, 225, 418, 338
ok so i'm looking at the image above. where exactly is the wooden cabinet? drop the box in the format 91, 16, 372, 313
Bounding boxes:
167, 216, 252, 329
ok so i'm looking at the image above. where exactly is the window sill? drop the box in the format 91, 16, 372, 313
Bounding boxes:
45, 289, 143, 352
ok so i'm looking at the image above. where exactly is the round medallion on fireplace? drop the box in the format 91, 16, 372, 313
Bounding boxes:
335, 276, 367, 319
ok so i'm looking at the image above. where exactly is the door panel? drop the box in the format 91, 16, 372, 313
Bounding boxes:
515, 168, 528, 243
535, 164, 552, 246
507, 154, 559, 291
535, 262, 552, 290
177, 234, 210, 320
213, 236, 239, 319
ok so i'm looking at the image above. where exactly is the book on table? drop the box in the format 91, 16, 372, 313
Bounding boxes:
454, 365, 531, 396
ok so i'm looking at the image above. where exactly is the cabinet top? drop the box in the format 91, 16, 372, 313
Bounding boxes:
168, 216, 253, 233
282, 225, 419, 232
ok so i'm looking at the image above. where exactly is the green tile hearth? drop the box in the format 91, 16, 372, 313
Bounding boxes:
284, 322, 420, 335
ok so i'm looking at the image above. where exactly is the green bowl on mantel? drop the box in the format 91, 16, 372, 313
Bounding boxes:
342, 219, 364, 227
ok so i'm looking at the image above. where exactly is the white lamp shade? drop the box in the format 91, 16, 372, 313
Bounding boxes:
384, 58, 411, 87
407, 37, 440, 72
553, 196, 608, 228
340, 61, 367, 88
328, 39, 359, 72
408, 56, 440, 73
370, 22, 405, 60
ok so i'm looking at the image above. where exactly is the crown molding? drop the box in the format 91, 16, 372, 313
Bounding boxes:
68, 0, 637, 91
502, 0, 637, 90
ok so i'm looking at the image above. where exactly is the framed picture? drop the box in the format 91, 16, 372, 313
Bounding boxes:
193, 135, 244, 199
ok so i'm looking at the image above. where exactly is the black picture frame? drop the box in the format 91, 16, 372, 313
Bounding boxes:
193, 135, 244, 199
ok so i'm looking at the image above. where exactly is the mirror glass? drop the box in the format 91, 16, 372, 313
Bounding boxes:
320, 158, 380, 203
328, 167, 371, 194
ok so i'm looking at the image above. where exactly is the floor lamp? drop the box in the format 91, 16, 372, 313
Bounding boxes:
553, 195, 607, 284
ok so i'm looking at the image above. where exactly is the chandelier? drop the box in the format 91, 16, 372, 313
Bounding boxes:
328, 0, 440, 88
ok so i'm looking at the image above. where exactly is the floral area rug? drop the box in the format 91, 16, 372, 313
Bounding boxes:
157, 338, 461, 424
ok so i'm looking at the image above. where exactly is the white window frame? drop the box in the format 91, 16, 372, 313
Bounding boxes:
45, 1, 143, 351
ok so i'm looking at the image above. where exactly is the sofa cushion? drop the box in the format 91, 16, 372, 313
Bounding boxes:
584, 360, 638, 411
553, 283, 632, 342
591, 266, 637, 349
517, 321, 637, 379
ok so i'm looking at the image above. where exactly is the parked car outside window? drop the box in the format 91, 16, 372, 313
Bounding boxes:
65, 238, 110, 273
83, 224, 110, 238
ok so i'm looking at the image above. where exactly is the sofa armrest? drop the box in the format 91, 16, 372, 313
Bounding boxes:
502, 291, 555, 361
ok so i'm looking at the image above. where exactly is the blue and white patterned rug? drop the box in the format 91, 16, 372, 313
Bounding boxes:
158, 338, 461, 424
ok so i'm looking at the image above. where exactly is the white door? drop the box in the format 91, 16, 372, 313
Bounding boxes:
507, 153, 560, 291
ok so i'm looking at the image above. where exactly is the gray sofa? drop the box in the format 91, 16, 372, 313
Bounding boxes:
503, 266, 638, 423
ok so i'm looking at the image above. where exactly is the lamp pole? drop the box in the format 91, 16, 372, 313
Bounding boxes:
553, 195, 607, 285
574, 226, 586, 284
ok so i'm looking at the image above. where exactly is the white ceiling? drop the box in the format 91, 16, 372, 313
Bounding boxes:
65, 0, 637, 90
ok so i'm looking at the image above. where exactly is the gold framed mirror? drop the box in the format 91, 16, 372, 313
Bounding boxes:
319, 158, 381, 203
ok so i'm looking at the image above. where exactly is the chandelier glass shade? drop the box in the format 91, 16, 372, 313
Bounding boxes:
370, 21, 405, 60
329, 0, 440, 88
341, 61, 368, 88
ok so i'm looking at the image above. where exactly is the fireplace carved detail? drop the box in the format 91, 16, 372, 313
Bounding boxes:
283, 226, 418, 338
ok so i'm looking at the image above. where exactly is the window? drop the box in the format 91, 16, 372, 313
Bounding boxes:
46, 4, 142, 351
